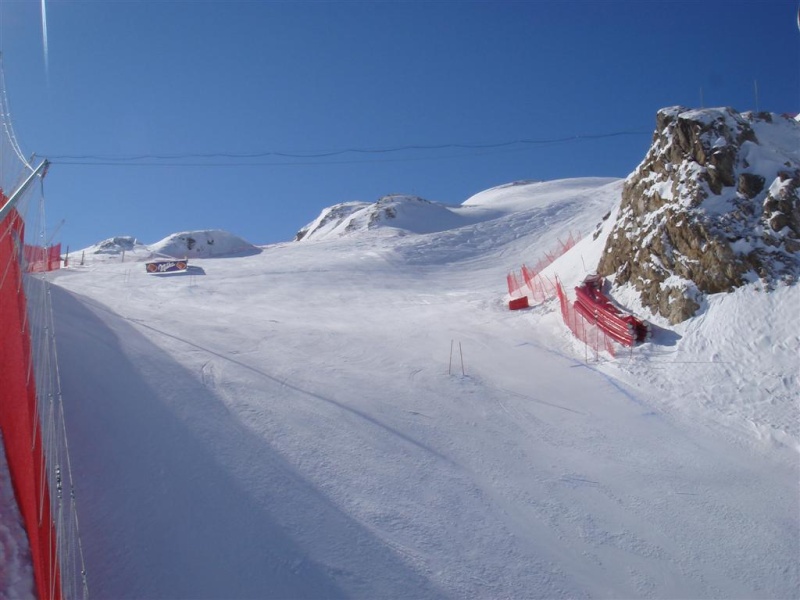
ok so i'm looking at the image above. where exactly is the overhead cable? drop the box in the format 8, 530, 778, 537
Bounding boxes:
45, 130, 650, 167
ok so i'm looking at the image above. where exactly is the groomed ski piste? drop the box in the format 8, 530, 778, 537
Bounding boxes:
3, 177, 799, 599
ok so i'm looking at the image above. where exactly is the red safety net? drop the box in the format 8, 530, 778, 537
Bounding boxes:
0, 207, 61, 600
23, 243, 61, 273
521, 265, 557, 304
527, 232, 580, 275
504, 233, 581, 308
556, 278, 617, 358
506, 271, 524, 297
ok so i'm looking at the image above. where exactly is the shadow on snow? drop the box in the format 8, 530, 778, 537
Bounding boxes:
51, 285, 443, 600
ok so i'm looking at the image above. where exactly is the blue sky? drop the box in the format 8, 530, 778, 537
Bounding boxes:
0, 0, 798, 250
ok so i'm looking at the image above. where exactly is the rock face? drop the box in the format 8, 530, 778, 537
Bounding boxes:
598, 106, 800, 323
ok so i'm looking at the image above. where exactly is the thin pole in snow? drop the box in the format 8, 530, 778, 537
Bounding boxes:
448, 339, 453, 375
459, 342, 465, 377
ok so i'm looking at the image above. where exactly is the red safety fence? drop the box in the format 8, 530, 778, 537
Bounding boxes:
506, 271, 524, 298
505, 233, 581, 310
521, 265, 557, 304
24, 243, 61, 273
24, 243, 62, 273
0, 208, 61, 600
527, 232, 580, 275
556, 278, 617, 358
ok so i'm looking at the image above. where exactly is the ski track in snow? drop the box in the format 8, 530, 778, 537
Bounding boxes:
8, 178, 798, 599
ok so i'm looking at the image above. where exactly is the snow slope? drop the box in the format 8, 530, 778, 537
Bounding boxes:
16, 178, 800, 598
0, 433, 35, 600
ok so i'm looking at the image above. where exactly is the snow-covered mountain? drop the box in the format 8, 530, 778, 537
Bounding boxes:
2, 169, 796, 599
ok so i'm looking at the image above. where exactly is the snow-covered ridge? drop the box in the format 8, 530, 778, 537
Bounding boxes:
296, 178, 620, 242
296, 194, 477, 241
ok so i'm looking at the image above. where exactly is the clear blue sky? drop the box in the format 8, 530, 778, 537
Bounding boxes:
0, 0, 798, 250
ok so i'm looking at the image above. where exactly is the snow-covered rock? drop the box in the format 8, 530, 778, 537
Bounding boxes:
598, 106, 800, 323
149, 229, 260, 258
294, 201, 371, 241
90, 236, 144, 255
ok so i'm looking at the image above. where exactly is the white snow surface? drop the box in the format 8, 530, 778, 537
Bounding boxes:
0, 433, 35, 600
6, 178, 799, 599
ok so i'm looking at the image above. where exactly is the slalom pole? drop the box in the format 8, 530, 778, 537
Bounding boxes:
448, 340, 453, 375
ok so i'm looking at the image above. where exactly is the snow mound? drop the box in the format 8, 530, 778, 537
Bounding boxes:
78, 230, 260, 262
294, 201, 371, 241
297, 194, 476, 241
149, 229, 260, 259
89, 236, 144, 255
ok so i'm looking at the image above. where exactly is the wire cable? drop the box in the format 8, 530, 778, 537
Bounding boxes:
44, 130, 650, 167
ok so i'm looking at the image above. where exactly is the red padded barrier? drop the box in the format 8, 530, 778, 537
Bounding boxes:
508, 296, 529, 310
556, 278, 617, 357
573, 275, 649, 345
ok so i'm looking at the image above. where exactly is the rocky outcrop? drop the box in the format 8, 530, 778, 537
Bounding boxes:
598, 106, 799, 323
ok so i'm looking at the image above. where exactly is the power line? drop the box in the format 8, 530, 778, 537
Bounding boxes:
45, 130, 650, 167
